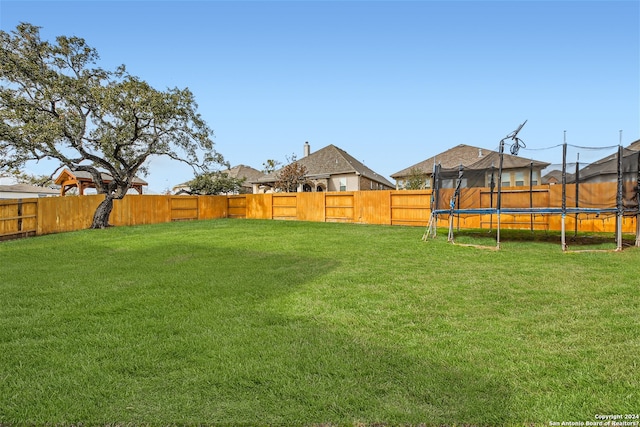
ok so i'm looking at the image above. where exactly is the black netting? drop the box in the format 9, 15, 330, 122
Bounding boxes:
432, 143, 639, 216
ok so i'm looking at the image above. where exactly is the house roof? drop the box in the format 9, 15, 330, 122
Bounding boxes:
224, 164, 265, 186
391, 145, 487, 178
54, 169, 148, 186
0, 183, 59, 195
541, 169, 576, 184
541, 140, 640, 183
391, 144, 550, 178
571, 141, 640, 181
466, 151, 550, 170
256, 144, 394, 188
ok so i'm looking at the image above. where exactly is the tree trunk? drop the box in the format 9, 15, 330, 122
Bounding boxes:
91, 194, 114, 229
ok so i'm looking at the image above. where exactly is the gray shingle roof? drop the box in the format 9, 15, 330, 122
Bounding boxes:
256, 144, 394, 188
467, 151, 550, 170
0, 183, 59, 195
391, 144, 550, 178
71, 170, 148, 185
391, 145, 489, 178
223, 165, 265, 188
574, 143, 640, 181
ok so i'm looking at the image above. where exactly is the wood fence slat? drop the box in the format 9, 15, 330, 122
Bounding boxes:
1, 183, 637, 240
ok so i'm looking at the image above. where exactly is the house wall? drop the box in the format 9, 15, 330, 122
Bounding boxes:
254, 173, 391, 193
395, 177, 431, 190
358, 175, 393, 191
580, 174, 617, 184
497, 168, 542, 187
328, 174, 359, 192
395, 167, 544, 190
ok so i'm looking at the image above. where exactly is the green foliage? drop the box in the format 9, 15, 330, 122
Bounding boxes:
0, 23, 223, 227
1, 220, 638, 425
187, 171, 246, 195
262, 158, 281, 174
6, 170, 54, 187
405, 166, 429, 189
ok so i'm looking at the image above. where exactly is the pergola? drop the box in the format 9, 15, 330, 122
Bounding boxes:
54, 169, 147, 196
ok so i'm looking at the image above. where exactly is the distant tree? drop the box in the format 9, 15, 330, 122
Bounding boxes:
405, 167, 429, 190
275, 154, 307, 193
10, 170, 54, 187
262, 159, 281, 175
0, 23, 224, 228
188, 171, 246, 195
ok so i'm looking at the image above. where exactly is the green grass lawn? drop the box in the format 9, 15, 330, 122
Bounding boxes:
1, 219, 638, 426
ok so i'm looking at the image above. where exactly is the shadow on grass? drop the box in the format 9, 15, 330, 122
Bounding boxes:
1, 240, 511, 425
449, 228, 633, 248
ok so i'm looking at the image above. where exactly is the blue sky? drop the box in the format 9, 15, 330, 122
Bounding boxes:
1, 0, 639, 192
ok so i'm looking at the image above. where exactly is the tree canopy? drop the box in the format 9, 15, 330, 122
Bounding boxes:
275, 157, 307, 193
262, 159, 281, 175
405, 167, 430, 190
0, 23, 224, 227
187, 171, 247, 195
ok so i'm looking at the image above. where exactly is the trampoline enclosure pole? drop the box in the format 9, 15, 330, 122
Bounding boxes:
529, 161, 534, 232
497, 139, 505, 249
561, 140, 567, 251
575, 153, 579, 238
636, 149, 640, 247
617, 145, 623, 250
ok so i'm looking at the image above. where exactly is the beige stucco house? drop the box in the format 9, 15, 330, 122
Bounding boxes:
391, 144, 550, 190
253, 143, 394, 193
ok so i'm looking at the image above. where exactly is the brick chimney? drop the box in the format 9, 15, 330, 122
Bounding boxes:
304, 141, 310, 157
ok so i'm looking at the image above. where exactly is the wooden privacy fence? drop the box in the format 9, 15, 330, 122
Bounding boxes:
0, 183, 637, 240
0, 199, 38, 241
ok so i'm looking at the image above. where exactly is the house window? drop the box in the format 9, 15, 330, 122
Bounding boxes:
339, 178, 347, 191
398, 179, 405, 190
515, 171, 525, 187
531, 171, 539, 185
425, 178, 431, 189
501, 172, 511, 187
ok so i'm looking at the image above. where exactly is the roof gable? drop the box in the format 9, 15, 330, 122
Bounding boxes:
391, 144, 550, 178
54, 169, 148, 185
225, 164, 265, 182
391, 144, 488, 178
466, 151, 550, 170
258, 144, 394, 187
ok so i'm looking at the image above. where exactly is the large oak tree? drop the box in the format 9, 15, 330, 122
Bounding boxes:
0, 23, 224, 228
